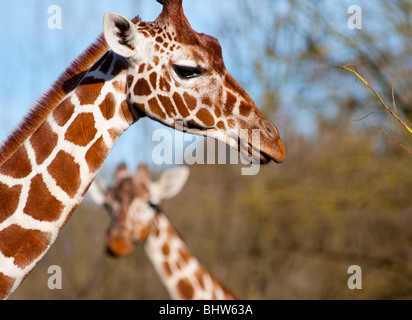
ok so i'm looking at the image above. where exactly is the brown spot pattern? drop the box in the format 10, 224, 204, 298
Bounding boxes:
239, 101, 252, 117
112, 81, 126, 93
120, 100, 135, 124
225, 92, 237, 114
173, 93, 190, 118
138, 64, 146, 74
0, 183, 22, 224
47, 151, 81, 198
163, 261, 172, 277
162, 243, 170, 256
176, 259, 182, 270
24, 174, 64, 222
196, 109, 215, 127
76, 77, 105, 106
149, 72, 157, 90
217, 121, 226, 130
0, 146, 32, 179
158, 95, 176, 117
65, 113, 97, 147
178, 247, 191, 264
177, 278, 195, 299
227, 119, 236, 129
99, 92, 116, 120
85, 136, 109, 174
134, 78, 152, 96
53, 97, 75, 127
159, 76, 171, 92
148, 98, 167, 119
0, 224, 52, 269
108, 128, 122, 142
183, 93, 197, 111
30, 122, 58, 166
202, 97, 212, 107
0, 273, 15, 300
127, 75, 134, 88
214, 107, 222, 118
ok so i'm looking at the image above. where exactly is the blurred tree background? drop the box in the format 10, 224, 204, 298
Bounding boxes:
4, 0, 412, 299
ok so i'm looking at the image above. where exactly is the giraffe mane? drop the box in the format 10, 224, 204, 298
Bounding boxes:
0, 16, 141, 166
0, 35, 108, 165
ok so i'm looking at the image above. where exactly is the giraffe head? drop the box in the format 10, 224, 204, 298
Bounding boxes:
89, 163, 189, 256
103, 0, 286, 164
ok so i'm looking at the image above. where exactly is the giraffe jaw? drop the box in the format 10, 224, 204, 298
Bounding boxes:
170, 121, 286, 165
230, 127, 286, 164
241, 139, 285, 165
205, 129, 286, 165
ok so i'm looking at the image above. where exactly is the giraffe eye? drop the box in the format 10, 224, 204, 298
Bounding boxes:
172, 64, 203, 79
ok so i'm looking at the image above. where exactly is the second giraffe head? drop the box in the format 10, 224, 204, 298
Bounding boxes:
90, 163, 189, 256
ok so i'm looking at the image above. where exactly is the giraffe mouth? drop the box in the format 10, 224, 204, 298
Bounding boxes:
236, 132, 286, 165
239, 140, 272, 165
175, 125, 285, 165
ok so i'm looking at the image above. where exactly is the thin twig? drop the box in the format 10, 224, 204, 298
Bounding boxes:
375, 127, 412, 155
336, 64, 412, 135
382, 60, 399, 117
354, 109, 390, 122
336, 63, 412, 155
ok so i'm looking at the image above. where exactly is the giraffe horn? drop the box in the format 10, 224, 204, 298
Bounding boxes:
133, 163, 151, 186
156, 0, 183, 7
156, 0, 189, 30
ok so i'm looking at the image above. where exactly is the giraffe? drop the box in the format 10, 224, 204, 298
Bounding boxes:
89, 163, 238, 300
0, 0, 285, 299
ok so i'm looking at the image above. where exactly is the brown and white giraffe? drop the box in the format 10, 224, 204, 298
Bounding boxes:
89, 163, 237, 300
0, 0, 285, 299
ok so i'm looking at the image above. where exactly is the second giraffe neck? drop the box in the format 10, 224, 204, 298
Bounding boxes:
145, 213, 237, 300
0, 50, 136, 299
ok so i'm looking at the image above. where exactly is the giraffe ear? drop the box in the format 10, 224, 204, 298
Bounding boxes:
103, 12, 142, 59
149, 166, 190, 204
88, 179, 109, 206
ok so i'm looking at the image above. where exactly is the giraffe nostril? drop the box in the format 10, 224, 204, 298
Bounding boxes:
260, 119, 279, 138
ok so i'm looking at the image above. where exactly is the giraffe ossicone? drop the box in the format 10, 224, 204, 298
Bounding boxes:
0, 0, 284, 299
90, 163, 237, 300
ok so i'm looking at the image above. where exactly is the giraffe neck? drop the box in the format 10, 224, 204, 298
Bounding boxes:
145, 213, 237, 300
0, 48, 136, 299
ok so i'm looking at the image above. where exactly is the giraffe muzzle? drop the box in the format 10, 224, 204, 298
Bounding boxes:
107, 227, 134, 257
258, 119, 286, 164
